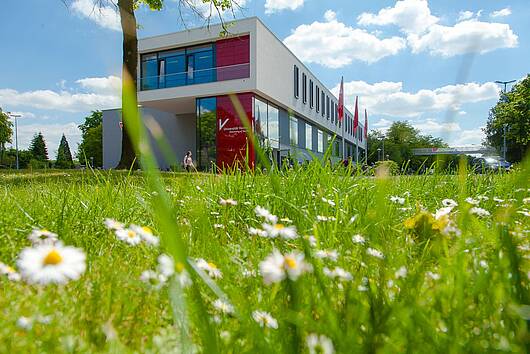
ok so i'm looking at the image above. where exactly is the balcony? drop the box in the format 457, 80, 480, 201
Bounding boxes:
139, 62, 250, 91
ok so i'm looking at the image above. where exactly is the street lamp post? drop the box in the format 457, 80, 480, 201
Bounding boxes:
503, 124, 508, 160
377, 148, 381, 161
7, 112, 21, 170
494, 80, 516, 93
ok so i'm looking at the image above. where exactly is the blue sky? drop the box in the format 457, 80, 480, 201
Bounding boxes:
0, 0, 528, 156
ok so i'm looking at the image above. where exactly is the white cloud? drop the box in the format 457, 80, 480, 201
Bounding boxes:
71, 0, 121, 31
332, 80, 499, 118
408, 20, 518, 57
457, 10, 474, 22
12, 122, 82, 156
0, 76, 121, 113
414, 119, 461, 133
357, 0, 438, 34
283, 12, 406, 67
265, 0, 304, 14
490, 8, 511, 18
449, 127, 485, 146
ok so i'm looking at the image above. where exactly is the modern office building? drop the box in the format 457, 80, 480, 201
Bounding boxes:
103, 17, 366, 170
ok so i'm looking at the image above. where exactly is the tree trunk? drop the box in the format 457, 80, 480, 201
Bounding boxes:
116, 0, 138, 169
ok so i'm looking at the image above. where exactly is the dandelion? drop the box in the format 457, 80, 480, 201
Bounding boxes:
27, 229, 59, 245
213, 299, 234, 314
103, 218, 124, 231
130, 225, 159, 246
17, 243, 86, 285
219, 198, 237, 206
315, 249, 338, 262
442, 199, 458, 208
196, 258, 223, 279
259, 249, 312, 285
323, 267, 353, 281
248, 227, 267, 237
366, 247, 384, 259
255, 206, 278, 224
157, 254, 192, 288
262, 223, 298, 239
140, 270, 167, 290
115, 228, 142, 245
389, 196, 405, 205
469, 207, 491, 217
395, 266, 407, 279
306, 333, 334, 354
252, 310, 278, 329
352, 234, 366, 245
465, 197, 480, 205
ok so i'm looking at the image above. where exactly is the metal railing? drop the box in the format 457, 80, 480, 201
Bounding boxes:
140, 62, 250, 91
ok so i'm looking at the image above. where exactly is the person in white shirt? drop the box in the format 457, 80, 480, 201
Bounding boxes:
183, 151, 194, 172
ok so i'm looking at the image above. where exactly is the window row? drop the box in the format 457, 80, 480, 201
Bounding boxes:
254, 97, 280, 149
288, 113, 347, 155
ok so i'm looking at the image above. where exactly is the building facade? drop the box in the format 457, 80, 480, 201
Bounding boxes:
103, 17, 367, 170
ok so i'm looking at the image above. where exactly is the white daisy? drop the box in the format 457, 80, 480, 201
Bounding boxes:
28, 229, 58, 245
213, 299, 234, 314
465, 197, 480, 205
426, 271, 441, 280
259, 249, 312, 285
322, 197, 336, 207
349, 215, 358, 224
323, 267, 353, 281
196, 258, 223, 279
366, 247, 384, 259
213, 224, 225, 229
17, 316, 33, 330
306, 333, 334, 354
219, 198, 238, 206
103, 218, 124, 231
517, 210, 530, 217
442, 199, 458, 208
140, 270, 167, 290
0, 262, 21, 282
523, 197, 530, 204
157, 254, 192, 288
469, 207, 491, 217
252, 310, 278, 329
262, 223, 298, 239
493, 197, 505, 203
130, 225, 159, 246
315, 249, 338, 262
389, 196, 405, 205
17, 243, 86, 285
115, 228, 142, 245
395, 266, 407, 279
248, 227, 268, 237
352, 234, 366, 245
255, 206, 278, 224
306, 235, 317, 247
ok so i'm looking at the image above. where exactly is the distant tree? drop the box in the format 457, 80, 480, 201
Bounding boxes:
367, 121, 448, 172
0, 108, 13, 164
29, 132, 49, 162
78, 111, 103, 167
55, 134, 74, 169
485, 74, 530, 162
4, 148, 33, 169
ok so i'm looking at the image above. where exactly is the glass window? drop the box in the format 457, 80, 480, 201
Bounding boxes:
302, 73, 307, 103
141, 54, 158, 90
309, 80, 314, 108
268, 105, 280, 149
306, 123, 312, 151
165, 54, 186, 87
294, 65, 299, 98
316, 86, 320, 112
254, 97, 268, 148
189, 48, 214, 84
290, 115, 298, 146
326, 96, 330, 120
321, 91, 325, 117
196, 97, 217, 171
318, 130, 324, 153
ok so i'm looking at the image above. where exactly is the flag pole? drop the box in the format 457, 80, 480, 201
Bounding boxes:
355, 127, 359, 164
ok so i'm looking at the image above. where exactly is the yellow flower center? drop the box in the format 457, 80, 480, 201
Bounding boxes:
43, 249, 63, 266
6, 266, 15, 273
284, 256, 297, 269
142, 226, 152, 234
274, 224, 285, 230
208, 262, 217, 269
175, 262, 185, 273
127, 230, 136, 238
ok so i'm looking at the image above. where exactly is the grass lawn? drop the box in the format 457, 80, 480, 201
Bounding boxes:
0, 167, 529, 353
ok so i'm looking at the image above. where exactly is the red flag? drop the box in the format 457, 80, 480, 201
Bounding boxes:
364, 109, 368, 139
353, 96, 359, 133
338, 77, 344, 122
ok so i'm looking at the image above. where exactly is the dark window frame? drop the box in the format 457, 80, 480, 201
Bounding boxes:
316, 86, 320, 112
302, 73, 307, 103
294, 65, 299, 98
309, 79, 314, 108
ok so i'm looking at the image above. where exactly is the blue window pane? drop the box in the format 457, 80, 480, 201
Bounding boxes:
141, 59, 158, 90
191, 50, 214, 84
165, 55, 186, 87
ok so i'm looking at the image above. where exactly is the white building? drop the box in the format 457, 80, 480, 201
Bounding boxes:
103, 17, 367, 170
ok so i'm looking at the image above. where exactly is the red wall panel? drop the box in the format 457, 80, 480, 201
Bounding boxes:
216, 35, 250, 81
216, 93, 254, 170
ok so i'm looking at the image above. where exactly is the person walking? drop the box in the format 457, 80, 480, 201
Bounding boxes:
183, 151, 194, 172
